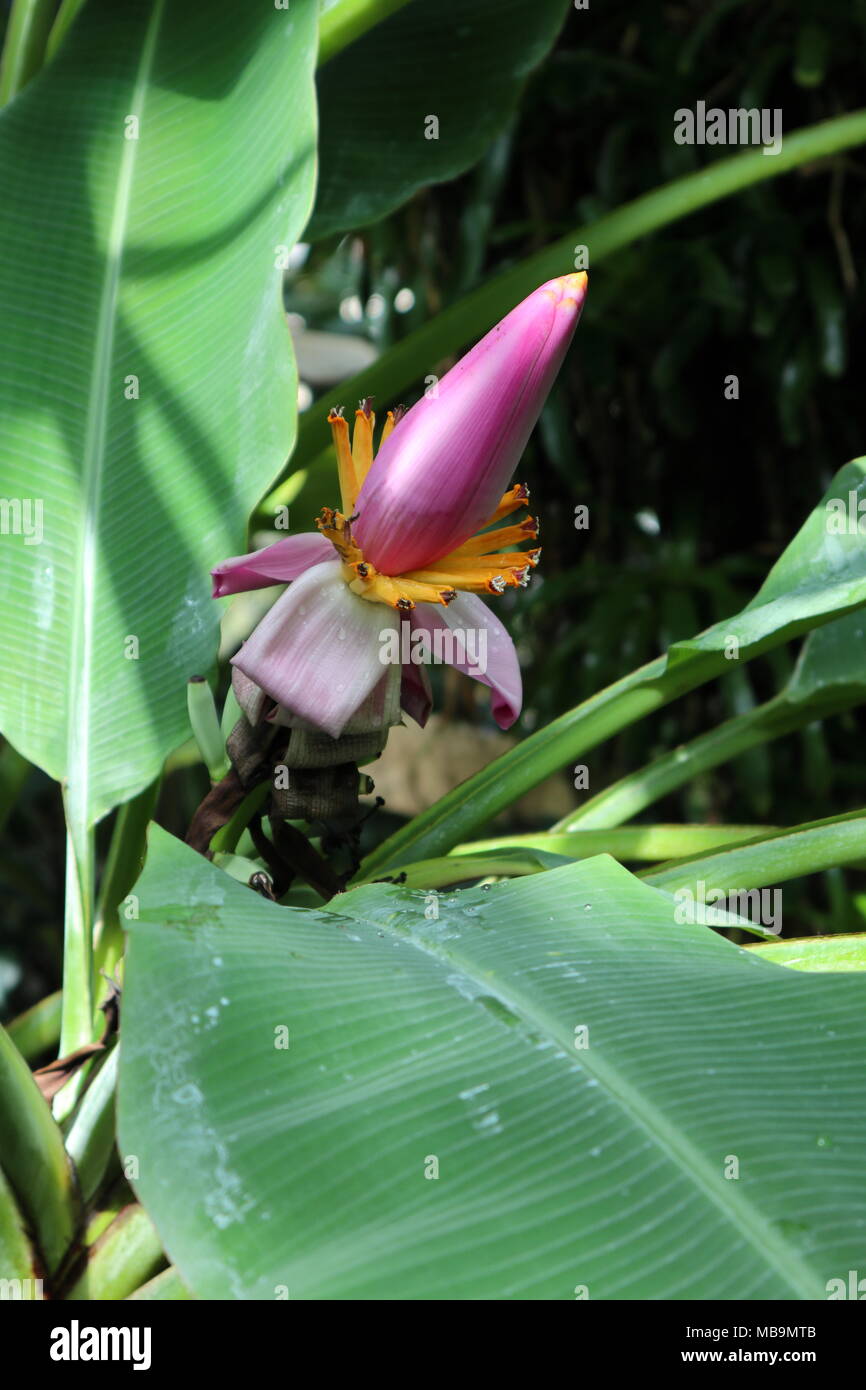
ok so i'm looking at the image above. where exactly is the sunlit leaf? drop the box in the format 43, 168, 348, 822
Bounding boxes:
0, 0, 318, 830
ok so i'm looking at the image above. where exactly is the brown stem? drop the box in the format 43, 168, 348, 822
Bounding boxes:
269, 816, 343, 901
185, 766, 248, 855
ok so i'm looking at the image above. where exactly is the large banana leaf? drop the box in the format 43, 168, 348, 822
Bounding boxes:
310, 0, 572, 237
119, 827, 866, 1299
0, 0, 318, 835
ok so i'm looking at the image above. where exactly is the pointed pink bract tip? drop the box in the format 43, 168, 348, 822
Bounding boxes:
541, 271, 589, 310
351, 270, 588, 574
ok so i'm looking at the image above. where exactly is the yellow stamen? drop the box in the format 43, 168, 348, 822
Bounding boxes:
444, 518, 538, 558
328, 411, 358, 515
379, 410, 398, 448
323, 416, 539, 608
484, 483, 530, 526
403, 549, 540, 595
351, 400, 376, 500
316, 506, 365, 567
348, 571, 457, 609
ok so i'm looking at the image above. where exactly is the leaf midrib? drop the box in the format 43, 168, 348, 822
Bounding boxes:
65, 0, 166, 838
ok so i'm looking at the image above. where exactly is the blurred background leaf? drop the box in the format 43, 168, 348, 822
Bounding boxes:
310, 0, 572, 238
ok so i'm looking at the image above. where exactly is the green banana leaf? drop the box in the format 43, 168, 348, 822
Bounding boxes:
119, 827, 866, 1299
0, 0, 318, 836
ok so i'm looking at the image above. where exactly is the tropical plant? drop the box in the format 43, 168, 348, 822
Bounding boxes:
1, 0, 866, 1301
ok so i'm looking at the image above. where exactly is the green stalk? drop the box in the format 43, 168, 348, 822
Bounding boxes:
318, 0, 416, 66
220, 682, 242, 742
64, 1047, 118, 1205
127, 1265, 190, 1300
382, 825, 776, 889
643, 809, 866, 895
557, 688, 859, 831
212, 850, 269, 885
279, 108, 866, 502
6, 989, 62, 1063
59, 810, 94, 1061
44, 0, 85, 62
65, 1203, 166, 1300
0, 1023, 79, 1275
0, 0, 55, 105
187, 677, 229, 783
454, 824, 775, 863
387, 852, 551, 890
93, 778, 160, 983
83, 1174, 133, 1246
